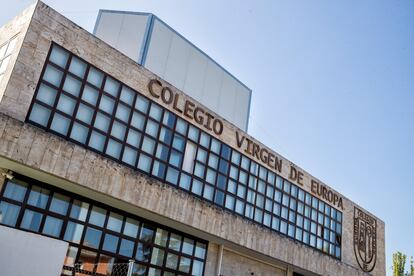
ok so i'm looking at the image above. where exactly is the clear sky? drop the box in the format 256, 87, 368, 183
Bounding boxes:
1, 0, 413, 274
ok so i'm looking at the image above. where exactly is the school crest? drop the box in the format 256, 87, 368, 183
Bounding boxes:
354, 207, 377, 272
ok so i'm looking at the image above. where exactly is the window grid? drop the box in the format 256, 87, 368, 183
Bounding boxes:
26, 43, 342, 260
0, 34, 19, 84
0, 176, 207, 276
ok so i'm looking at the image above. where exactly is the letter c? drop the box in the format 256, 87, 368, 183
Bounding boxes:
148, 79, 162, 98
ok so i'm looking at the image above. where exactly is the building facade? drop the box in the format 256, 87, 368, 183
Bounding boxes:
0, 2, 385, 276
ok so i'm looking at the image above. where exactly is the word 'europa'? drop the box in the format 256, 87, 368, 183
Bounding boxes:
148, 79, 224, 135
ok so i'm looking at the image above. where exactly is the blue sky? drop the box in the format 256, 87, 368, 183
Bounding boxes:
2, 0, 413, 274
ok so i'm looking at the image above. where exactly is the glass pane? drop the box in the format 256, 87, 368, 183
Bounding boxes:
172, 134, 185, 151
120, 86, 135, 105
137, 154, 151, 172
195, 242, 206, 259
136, 242, 151, 262
163, 110, 175, 128
179, 173, 191, 190
141, 136, 155, 155
150, 248, 164, 266
64, 246, 78, 267
176, 118, 187, 135
104, 77, 120, 97
49, 193, 70, 215
135, 95, 149, 113
188, 125, 199, 142
70, 122, 89, 144
145, 120, 159, 137
203, 184, 213, 201
149, 103, 162, 121
27, 185, 49, 208
99, 95, 115, 114
115, 103, 131, 122
70, 200, 89, 221
119, 238, 134, 257
0, 201, 20, 226
82, 85, 99, 105
191, 179, 203, 195
21, 209, 43, 232
62, 75, 82, 97
155, 144, 169, 161
159, 127, 172, 145
182, 238, 194, 255
126, 129, 141, 148
102, 233, 119, 253
130, 112, 145, 130
166, 253, 178, 270
50, 113, 70, 135
96, 254, 115, 276
42, 216, 63, 237
152, 161, 166, 179
57, 94, 76, 115
106, 139, 122, 159
179, 257, 191, 273
131, 264, 147, 276
43, 65, 63, 87
50, 45, 69, 68
78, 249, 97, 272
123, 217, 139, 237
169, 150, 182, 168
183, 141, 196, 173
94, 112, 111, 132
4, 180, 28, 202
69, 56, 87, 78
111, 121, 126, 140
169, 233, 182, 251
154, 228, 168, 247
87, 68, 104, 87
107, 212, 123, 232
64, 222, 84, 243
83, 227, 102, 249
76, 103, 94, 124
28, 103, 51, 127
139, 224, 155, 243
166, 167, 179, 185
89, 131, 106, 152
89, 206, 106, 227
122, 146, 137, 166
36, 84, 57, 106
192, 260, 204, 276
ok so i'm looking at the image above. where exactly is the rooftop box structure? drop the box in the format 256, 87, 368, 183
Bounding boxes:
94, 10, 252, 131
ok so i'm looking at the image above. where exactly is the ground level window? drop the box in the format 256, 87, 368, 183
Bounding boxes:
0, 175, 208, 276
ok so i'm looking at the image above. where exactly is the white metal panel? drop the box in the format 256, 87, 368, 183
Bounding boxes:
234, 83, 251, 129
144, 19, 173, 78
183, 46, 208, 101
201, 60, 223, 114
94, 12, 123, 47
163, 32, 191, 90
117, 14, 149, 62
218, 73, 237, 124
0, 225, 68, 276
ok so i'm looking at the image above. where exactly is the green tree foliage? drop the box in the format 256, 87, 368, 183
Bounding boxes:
406, 256, 414, 276
393, 252, 407, 276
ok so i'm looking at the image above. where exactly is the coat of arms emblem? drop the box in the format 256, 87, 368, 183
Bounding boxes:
354, 207, 377, 272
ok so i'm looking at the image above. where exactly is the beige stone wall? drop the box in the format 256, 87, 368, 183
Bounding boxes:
220, 249, 286, 276
0, 1, 385, 275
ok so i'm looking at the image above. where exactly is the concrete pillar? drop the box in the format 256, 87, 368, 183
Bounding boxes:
287, 265, 293, 276
216, 244, 224, 276
0, 168, 9, 193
